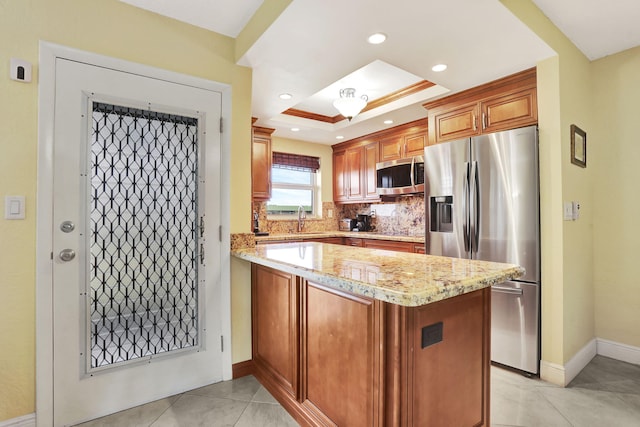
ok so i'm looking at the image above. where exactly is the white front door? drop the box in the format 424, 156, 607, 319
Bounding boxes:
51, 58, 223, 426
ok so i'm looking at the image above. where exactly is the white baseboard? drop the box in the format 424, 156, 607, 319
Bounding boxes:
0, 414, 36, 427
565, 338, 597, 385
541, 337, 640, 387
540, 360, 566, 386
597, 338, 640, 365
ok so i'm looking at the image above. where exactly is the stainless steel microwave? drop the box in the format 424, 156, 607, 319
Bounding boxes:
376, 156, 425, 195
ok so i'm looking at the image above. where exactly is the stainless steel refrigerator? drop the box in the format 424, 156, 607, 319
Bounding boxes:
424, 125, 540, 375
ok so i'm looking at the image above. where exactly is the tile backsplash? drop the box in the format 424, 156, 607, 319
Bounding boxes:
251, 195, 425, 236
251, 201, 339, 234
338, 195, 425, 236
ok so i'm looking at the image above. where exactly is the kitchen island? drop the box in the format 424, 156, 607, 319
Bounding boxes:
232, 242, 524, 427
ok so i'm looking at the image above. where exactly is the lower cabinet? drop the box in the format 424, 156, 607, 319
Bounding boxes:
251, 264, 299, 400
300, 282, 383, 427
251, 264, 491, 426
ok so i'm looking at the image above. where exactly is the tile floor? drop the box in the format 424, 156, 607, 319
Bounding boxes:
76, 355, 640, 427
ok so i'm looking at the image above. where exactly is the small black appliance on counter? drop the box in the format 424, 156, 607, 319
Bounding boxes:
353, 214, 372, 232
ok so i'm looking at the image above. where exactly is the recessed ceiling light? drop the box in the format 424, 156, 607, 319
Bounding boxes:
384, 119, 394, 125
291, 127, 300, 132
367, 33, 387, 44
432, 64, 447, 72
336, 135, 344, 140
279, 93, 292, 100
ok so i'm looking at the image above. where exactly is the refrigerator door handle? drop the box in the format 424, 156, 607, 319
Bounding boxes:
472, 161, 480, 252
463, 161, 470, 253
492, 286, 524, 295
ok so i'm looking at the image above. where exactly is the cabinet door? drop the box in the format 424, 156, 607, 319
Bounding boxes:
333, 150, 347, 202
404, 132, 426, 157
379, 135, 403, 161
252, 264, 299, 399
363, 239, 414, 253
481, 88, 537, 134
364, 142, 380, 201
432, 102, 480, 144
346, 147, 364, 200
252, 132, 272, 200
301, 282, 383, 427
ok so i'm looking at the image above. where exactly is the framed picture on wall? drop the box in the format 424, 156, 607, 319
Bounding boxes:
571, 124, 587, 168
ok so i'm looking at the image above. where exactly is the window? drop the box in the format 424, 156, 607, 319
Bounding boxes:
267, 152, 320, 216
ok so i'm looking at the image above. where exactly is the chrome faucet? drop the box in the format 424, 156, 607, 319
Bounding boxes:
297, 205, 306, 232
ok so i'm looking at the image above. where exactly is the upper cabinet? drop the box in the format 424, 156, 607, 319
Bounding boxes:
252, 122, 275, 201
379, 131, 427, 162
332, 119, 428, 204
424, 68, 537, 145
333, 145, 365, 203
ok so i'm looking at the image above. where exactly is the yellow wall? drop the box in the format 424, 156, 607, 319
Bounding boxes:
591, 46, 640, 347
0, 0, 253, 421
272, 137, 334, 202
502, 0, 596, 369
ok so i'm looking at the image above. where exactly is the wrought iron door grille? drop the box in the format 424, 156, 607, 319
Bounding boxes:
89, 102, 200, 369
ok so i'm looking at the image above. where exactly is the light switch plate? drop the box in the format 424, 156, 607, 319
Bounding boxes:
5, 196, 25, 220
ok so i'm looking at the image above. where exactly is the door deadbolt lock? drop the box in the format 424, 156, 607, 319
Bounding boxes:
60, 221, 75, 233
59, 249, 76, 262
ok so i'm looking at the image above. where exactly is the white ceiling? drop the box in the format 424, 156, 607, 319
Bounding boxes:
120, 0, 264, 38
122, 0, 639, 145
532, 0, 640, 61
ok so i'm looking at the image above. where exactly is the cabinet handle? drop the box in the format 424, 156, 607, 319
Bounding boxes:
482, 113, 487, 130
473, 115, 477, 131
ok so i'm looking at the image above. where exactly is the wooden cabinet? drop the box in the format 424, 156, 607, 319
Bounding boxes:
379, 132, 427, 162
344, 237, 364, 247
481, 88, 537, 134
363, 142, 380, 201
251, 263, 491, 427
363, 239, 414, 253
300, 281, 383, 426
333, 146, 364, 203
252, 124, 275, 200
396, 288, 491, 426
251, 264, 299, 399
431, 101, 480, 143
332, 118, 427, 204
306, 237, 343, 245
425, 68, 537, 145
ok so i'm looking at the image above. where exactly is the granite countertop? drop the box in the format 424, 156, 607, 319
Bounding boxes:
255, 231, 425, 244
232, 242, 524, 307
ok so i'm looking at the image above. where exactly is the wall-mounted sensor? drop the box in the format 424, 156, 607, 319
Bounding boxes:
10, 58, 32, 83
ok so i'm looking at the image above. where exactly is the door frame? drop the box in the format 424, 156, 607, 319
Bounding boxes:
36, 41, 232, 426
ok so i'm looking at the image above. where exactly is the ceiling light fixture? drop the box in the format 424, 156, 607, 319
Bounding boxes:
367, 33, 387, 44
279, 93, 292, 100
336, 135, 344, 140
432, 64, 447, 72
384, 119, 394, 125
333, 88, 368, 121
291, 127, 300, 132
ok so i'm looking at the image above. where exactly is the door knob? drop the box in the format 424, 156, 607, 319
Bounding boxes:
60, 221, 75, 233
59, 249, 76, 262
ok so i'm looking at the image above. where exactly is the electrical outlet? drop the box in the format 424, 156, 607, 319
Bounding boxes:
327, 209, 333, 218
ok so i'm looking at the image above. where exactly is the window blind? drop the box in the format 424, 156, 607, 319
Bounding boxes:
272, 152, 320, 172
